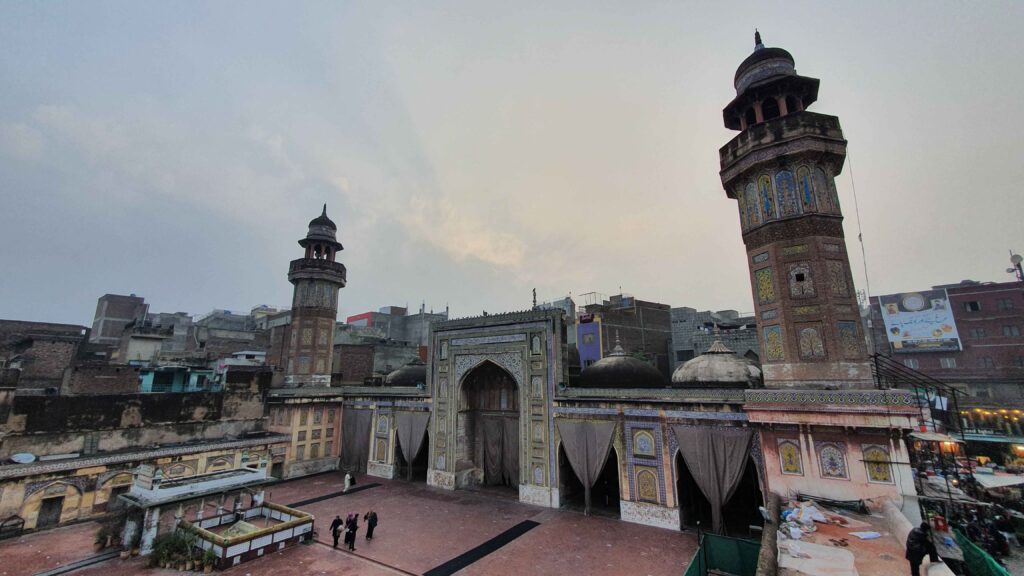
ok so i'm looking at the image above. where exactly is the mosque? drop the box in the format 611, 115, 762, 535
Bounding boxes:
268, 33, 921, 536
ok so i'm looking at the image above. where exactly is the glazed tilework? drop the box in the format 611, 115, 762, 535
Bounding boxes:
744, 389, 916, 406
625, 421, 666, 505
755, 268, 776, 304
763, 325, 784, 361
814, 441, 848, 480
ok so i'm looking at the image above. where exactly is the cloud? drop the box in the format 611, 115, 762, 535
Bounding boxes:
0, 122, 45, 160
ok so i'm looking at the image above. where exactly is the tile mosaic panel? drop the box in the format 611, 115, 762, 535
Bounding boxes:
763, 325, 784, 361
755, 268, 776, 305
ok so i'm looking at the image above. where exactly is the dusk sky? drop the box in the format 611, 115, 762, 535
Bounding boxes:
1, 2, 1021, 326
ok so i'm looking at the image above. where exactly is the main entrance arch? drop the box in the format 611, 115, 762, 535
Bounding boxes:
457, 361, 520, 488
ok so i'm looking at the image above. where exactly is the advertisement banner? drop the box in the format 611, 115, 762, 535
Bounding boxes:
877, 289, 961, 353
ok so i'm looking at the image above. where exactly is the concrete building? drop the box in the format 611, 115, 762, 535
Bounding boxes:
868, 279, 1024, 407
90, 294, 147, 346
576, 294, 672, 376
345, 305, 448, 347
669, 307, 759, 372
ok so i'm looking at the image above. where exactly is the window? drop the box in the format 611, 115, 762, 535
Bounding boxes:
969, 328, 987, 339
326, 428, 334, 438
295, 445, 305, 460
964, 301, 981, 312
312, 429, 321, 440
582, 334, 595, 344
313, 407, 323, 425
977, 357, 995, 369
297, 431, 306, 441
997, 298, 1014, 311
1003, 325, 1020, 337
299, 408, 308, 426
903, 358, 920, 369
328, 409, 335, 423
939, 358, 957, 369
310, 443, 319, 459
325, 441, 334, 455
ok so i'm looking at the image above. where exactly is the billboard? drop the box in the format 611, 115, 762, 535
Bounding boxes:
877, 289, 961, 353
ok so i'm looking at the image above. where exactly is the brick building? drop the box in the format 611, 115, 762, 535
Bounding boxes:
670, 307, 759, 372
90, 294, 147, 346
576, 293, 672, 376
868, 280, 1024, 407
0, 320, 90, 393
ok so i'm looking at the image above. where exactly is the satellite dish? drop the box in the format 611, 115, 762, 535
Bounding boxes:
10, 453, 36, 464
1011, 254, 1023, 265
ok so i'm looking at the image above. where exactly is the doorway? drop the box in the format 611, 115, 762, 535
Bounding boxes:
558, 444, 620, 518
676, 452, 712, 530
459, 361, 520, 488
720, 459, 764, 535
396, 431, 429, 482
37, 497, 64, 529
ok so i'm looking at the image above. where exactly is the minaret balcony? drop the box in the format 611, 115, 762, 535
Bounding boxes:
719, 112, 845, 182
287, 258, 347, 286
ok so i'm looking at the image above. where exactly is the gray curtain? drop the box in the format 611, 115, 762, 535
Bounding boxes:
502, 416, 519, 486
394, 411, 430, 480
556, 419, 616, 515
483, 416, 504, 485
672, 426, 753, 534
341, 407, 373, 473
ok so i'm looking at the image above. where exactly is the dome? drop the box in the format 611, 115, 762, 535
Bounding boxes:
385, 359, 427, 387
577, 340, 667, 389
308, 204, 337, 231
300, 204, 343, 249
671, 339, 761, 388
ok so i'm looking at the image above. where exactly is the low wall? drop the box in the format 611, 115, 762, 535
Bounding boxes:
881, 498, 956, 576
182, 502, 314, 569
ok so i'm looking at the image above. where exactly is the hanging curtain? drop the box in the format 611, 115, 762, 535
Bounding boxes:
341, 407, 373, 473
394, 411, 430, 480
483, 416, 504, 485
555, 419, 616, 515
672, 426, 753, 534
503, 416, 520, 486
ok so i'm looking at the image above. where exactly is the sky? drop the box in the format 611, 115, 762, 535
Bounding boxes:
1, 1, 1022, 326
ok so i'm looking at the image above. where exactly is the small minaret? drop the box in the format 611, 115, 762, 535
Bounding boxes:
284, 205, 347, 386
719, 32, 870, 389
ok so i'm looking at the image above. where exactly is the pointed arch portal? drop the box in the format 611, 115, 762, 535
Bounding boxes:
458, 361, 520, 487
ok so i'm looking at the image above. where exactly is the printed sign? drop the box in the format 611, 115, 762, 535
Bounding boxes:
877, 289, 961, 353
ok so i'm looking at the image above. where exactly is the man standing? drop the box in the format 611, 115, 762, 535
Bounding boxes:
364, 511, 378, 540
905, 522, 939, 576
329, 515, 343, 548
346, 513, 359, 551
344, 472, 353, 493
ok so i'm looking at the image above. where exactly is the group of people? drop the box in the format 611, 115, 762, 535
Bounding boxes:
329, 511, 379, 551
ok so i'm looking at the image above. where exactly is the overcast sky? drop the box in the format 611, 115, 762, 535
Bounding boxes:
1, 2, 1021, 326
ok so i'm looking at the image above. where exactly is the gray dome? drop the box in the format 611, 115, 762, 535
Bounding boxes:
300, 204, 343, 249
385, 359, 426, 387
577, 341, 667, 389
671, 339, 761, 388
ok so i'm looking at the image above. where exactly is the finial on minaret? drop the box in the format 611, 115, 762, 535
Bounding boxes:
610, 329, 626, 356
754, 29, 763, 51
532, 288, 537, 309
321, 203, 328, 216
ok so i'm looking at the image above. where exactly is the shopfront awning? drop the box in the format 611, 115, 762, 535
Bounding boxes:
910, 431, 964, 443
973, 474, 1024, 490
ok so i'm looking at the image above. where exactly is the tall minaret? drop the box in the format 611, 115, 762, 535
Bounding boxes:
284, 205, 347, 386
719, 32, 871, 389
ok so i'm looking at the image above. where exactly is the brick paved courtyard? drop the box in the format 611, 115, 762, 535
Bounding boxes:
1, 472, 698, 576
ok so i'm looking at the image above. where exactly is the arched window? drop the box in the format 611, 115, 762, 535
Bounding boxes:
796, 166, 815, 212
812, 167, 834, 213
774, 171, 799, 216
745, 182, 760, 226
762, 98, 780, 121
744, 107, 757, 126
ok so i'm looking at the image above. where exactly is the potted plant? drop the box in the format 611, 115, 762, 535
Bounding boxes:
203, 549, 216, 573
181, 530, 198, 571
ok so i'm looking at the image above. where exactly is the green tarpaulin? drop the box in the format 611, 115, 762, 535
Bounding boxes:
683, 533, 760, 576
953, 528, 1010, 576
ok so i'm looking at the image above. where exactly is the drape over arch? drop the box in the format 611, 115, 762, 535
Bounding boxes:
480, 415, 519, 486
672, 426, 753, 534
556, 419, 616, 515
341, 407, 373, 473
394, 411, 430, 480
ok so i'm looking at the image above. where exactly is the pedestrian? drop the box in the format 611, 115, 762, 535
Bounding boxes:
346, 513, 359, 551
344, 472, 352, 493
342, 514, 354, 549
364, 510, 378, 540
329, 515, 343, 548
905, 521, 939, 576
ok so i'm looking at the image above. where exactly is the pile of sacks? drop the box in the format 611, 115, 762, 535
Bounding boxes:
778, 500, 829, 540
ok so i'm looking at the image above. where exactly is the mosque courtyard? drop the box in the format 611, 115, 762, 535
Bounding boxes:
1, 472, 698, 576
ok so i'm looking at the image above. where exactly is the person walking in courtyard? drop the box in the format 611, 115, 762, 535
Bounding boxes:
346, 513, 359, 551
343, 471, 353, 493
364, 510, 378, 540
905, 521, 939, 576
329, 514, 343, 548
